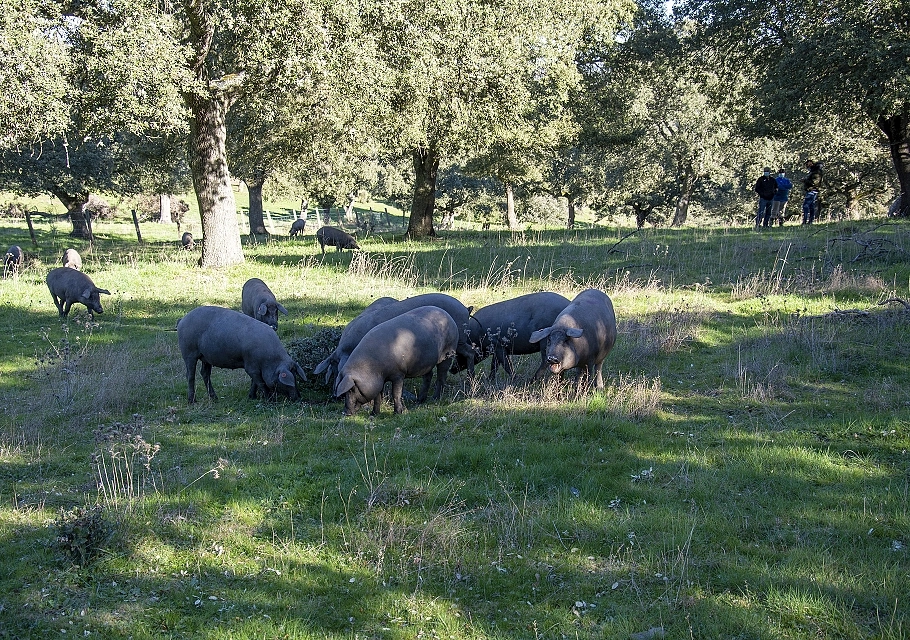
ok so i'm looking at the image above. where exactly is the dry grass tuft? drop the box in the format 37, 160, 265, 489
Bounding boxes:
347, 251, 419, 287
623, 304, 711, 363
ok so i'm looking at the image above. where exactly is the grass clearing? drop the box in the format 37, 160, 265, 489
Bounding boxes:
0, 215, 908, 638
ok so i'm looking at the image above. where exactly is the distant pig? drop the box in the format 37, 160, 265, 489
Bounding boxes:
313, 296, 398, 384
529, 289, 617, 391
316, 225, 360, 254
289, 219, 306, 236
4, 245, 22, 278
316, 292, 475, 393
177, 305, 307, 403
181, 232, 194, 250
460, 291, 570, 382
335, 306, 458, 415
62, 248, 82, 270
241, 278, 288, 331
46, 267, 111, 318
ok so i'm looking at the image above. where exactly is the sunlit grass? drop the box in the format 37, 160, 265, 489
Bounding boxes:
0, 215, 908, 638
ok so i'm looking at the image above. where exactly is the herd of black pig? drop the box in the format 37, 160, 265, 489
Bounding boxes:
5, 235, 617, 416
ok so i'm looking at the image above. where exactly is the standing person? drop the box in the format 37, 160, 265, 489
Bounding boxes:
801, 160, 824, 224
753, 167, 777, 229
770, 168, 793, 226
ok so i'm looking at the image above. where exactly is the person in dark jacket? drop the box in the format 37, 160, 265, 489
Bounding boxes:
753, 167, 778, 229
801, 160, 824, 224
770, 168, 793, 226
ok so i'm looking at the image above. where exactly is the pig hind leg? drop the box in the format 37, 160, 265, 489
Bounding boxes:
416, 371, 433, 403
432, 357, 453, 400
390, 377, 407, 414
200, 361, 218, 400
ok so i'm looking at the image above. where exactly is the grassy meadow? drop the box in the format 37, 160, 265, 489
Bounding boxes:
0, 211, 908, 639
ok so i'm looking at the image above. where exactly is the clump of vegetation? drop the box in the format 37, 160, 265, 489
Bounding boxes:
54, 504, 113, 567
285, 327, 342, 372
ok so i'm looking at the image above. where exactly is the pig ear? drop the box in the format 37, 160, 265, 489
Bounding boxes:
313, 358, 329, 375
278, 303, 288, 315
335, 375, 355, 397
80, 287, 93, 300
96, 288, 111, 296
257, 303, 268, 317
529, 327, 551, 344
566, 328, 584, 338
295, 363, 308, 381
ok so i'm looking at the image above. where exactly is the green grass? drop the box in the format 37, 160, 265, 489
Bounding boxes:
0, 212, 909, 639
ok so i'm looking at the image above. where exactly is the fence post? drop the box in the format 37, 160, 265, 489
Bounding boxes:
24, 208, 38, 248
131, 209, 144, 243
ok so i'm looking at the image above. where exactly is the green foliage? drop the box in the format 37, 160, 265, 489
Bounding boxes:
54, 504, 113, 566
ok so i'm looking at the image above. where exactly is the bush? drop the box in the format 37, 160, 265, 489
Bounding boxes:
55, 504, 113, 566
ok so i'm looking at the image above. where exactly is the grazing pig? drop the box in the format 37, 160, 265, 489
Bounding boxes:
460, 291, 571, 382
177, 305, 307, 403
46, 267, 111, 318
335, 306, 458, 415
62, 248, 82, 270
241, 278, 288, 331
181, 232, 194, 250
529, 289, 617, 391
317, 292, 475, 393
289, 219, 306, 236
314, 296, 398, 384
316, 225, 360, 254
4, 245, 23, 278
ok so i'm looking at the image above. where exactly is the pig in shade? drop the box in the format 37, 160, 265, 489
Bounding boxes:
459, 291, 571, 382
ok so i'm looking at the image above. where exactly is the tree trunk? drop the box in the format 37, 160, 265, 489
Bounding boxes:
245, 172, 267, 235
567, 199, 576, 229
505, 183, 519, 230
158, 194, 172, 224
52, 189, 91, 239
186, 93, 244, 268
407, 146, 440, 238
671, 193, 690, 226
878, 110, 910, 217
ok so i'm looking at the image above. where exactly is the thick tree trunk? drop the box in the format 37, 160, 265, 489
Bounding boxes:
186, 94, 244, 268
672, 193, 690, 226
567, 199, 576, 229
878, 110, 910, 217
505, 183, 519, 230
245, 172, 266, 235
407, 146, 439, 238
158, 194, 172, 224
52, 189, 91, 239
